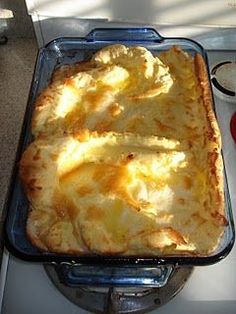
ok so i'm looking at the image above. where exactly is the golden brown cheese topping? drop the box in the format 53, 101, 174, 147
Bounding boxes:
20, 45, 226, 256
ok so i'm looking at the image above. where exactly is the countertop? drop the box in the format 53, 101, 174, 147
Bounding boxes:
0, 38, 37, 248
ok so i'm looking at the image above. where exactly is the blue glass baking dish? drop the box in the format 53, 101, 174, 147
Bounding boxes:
4, 28, 235, 268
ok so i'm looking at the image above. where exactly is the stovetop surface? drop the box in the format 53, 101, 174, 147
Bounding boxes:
1, 50, 236, 314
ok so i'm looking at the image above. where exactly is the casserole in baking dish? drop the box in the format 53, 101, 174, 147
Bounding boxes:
4, 28, 234, 265
20, 44, 226, 256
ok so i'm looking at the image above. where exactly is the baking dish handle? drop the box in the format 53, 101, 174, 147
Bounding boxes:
55, 264, 173, 287
86, 28, 164, 42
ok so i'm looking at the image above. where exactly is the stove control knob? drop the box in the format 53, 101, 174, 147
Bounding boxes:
211, 61, 236, 103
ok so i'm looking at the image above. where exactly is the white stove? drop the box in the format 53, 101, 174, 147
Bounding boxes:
1, 50, 236, 314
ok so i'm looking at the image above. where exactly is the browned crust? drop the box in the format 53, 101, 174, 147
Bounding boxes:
19, 142, 44, 202
31, 83, 58, 137
26, 220, 86, 255
26, 211, 49, 251
194, 53, 226, 224
194, 54, 222, 148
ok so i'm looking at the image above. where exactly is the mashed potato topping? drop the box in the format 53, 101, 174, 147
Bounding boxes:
20, 45, 226, 256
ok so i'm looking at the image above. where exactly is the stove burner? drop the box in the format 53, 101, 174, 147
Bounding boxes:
45, 265, 193, 314
211, 61, 236, 103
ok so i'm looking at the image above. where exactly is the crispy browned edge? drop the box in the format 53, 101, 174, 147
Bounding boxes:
18, 142, 50, 251
26, 214, 49, 251
194, 53, 226, 225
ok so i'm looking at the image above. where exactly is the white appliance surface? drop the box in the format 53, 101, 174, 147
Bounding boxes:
24, 0, 236, 27
1, 50, 236, 314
